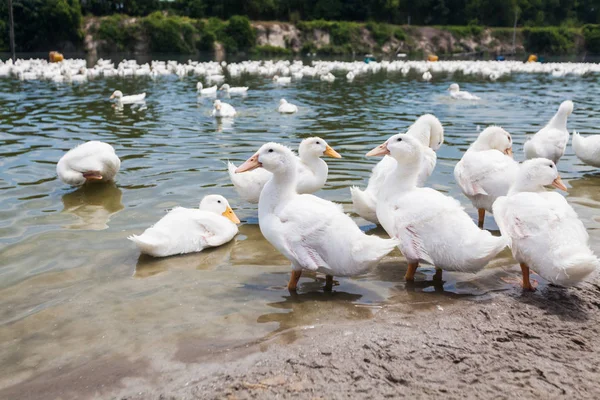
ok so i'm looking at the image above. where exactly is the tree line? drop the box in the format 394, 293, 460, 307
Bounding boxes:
1, 0, 600, 52
81, 0, 599, 27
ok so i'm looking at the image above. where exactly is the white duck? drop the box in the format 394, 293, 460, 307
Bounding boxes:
454, 126, 518, 228
422, 71, 432, 81
351, 114, 444, 224
197, 82, 217, 95
219, 83, 248, 94
57, 141, 121, 186
228, 137, 341, 204
493, 158, 599, 290
128, 195, 240, 258
273, 75, 292, 84
448, 83, 481, 100
211, 99, 236, 118
524, 100, 573, 164
109, 90, 146, 104
278, 98, 298, 114
235, 143, 397, 291
368, 133, 507, 281
572, 132, 600, 167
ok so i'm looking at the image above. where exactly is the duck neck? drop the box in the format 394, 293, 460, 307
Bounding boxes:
508, 178, 544, 195
385, 156, 422, 193
261, 161, 298, 210
548, 109, 569, 129
300, 153, 326, 176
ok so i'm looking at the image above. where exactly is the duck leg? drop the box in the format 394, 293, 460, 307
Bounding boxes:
405, 262, 419, 281
288, 270, 302, 291
520, 263, 537, 291
478, 208, 485, 229
324, 275, 334, 291
433, 268, 443, 281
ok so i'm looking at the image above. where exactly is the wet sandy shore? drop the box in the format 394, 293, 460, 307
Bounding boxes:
106, 280, 600, 399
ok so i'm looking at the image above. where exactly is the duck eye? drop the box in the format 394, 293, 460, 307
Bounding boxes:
268, 149, 274, 153
316, 141, 320, 145
397, 138, 402, 142
549, 164, 553, 168
218, 200, 221, 203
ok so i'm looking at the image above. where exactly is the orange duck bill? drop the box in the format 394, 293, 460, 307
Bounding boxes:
235, 153, 262, 173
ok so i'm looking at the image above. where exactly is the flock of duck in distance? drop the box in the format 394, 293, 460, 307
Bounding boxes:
10, 55, 600, 294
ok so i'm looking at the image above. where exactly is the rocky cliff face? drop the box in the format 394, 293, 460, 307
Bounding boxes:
82, 17, 539, 57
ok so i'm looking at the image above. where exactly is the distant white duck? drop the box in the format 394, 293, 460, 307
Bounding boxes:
219, 83, 248, 94
524, 100, 573, 164
454, 126, 518, 228
211, 99, 236, 118
278, 98, 298, 114
572, 132, 600, 167
448, 83, 481, 100
207, 74, 225, 83
273, 75, 292, 84
235, 142, 397, 291
346, 71, 355, 81
351, 114, 444, 224
368, 134, 507, 281
57, 141, 121, 186
493, 158, 599, 290
109, 90, 146, 104
422, 71, 432, 81
320, 72, 335, 83
128, 195, 240, 258
228, 137, 341, 204
197, 82, 217, 95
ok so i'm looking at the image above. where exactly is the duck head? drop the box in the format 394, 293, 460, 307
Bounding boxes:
279, 98, 288, 105
448, 83, 460, 93
235, 143, 295, 174
298, 137, 341, 160
200, 194, 240, 224
197, 82, 203, 90
473, 126, 513, 157
214, 99, 222, 111
220, 84, 230, 91
366, 133, 423, 165
109, 90, 123, 100
513, 158, 567, 193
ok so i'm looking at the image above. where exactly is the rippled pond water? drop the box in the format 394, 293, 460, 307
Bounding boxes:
2, 58, 600, 396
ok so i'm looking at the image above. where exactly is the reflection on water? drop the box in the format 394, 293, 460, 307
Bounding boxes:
1, 59, 600, 397
61, 182, 124, 230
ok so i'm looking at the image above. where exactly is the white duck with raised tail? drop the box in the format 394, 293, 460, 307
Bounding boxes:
454, 126, 518, 228
572, 132, 600, 167
228, 137, 341, 204
351, 114, 444, 224
109, 90, 146, 104
57, 141, 121, 186
493, 158, 599, 289
211, 99, 236, 118
368, 134, 507, 281
128, 195, 240, 258
235, 143, 398, 291
524, 100, 573, 164
278, 98, 298, 113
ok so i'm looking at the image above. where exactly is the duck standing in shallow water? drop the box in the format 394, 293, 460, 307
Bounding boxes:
493, 158, 599, 290
228, 137, 341, 204
351, 114, 444, 225
197, 82, 217, 95
524, 100, 573, 164
129, 195, 240, 257
57, 141, 121, 186
454, 126, 518, 228
368, 134, 507, 282
235, 143, 397, 291
211, 99, 236, 118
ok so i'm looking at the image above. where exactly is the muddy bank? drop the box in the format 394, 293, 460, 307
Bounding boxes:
105, 280, 600, 399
